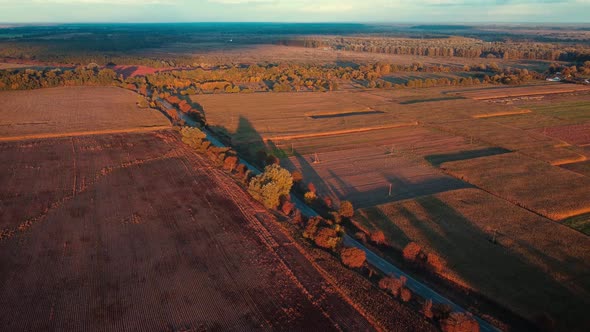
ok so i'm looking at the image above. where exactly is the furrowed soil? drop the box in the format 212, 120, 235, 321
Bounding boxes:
0, 130, 395, 331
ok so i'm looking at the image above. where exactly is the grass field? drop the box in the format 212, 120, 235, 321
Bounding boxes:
441, 152, 590, 221
355, 188, 590, 329
0, 86, 169, 138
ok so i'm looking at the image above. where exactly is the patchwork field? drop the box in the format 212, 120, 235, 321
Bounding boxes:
441, 152, 590, 221
1, 86, 442, 331
0, 86, 169, 139
356, 188, 590, 329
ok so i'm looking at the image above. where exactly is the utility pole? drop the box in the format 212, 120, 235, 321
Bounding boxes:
388, 184, 392, 197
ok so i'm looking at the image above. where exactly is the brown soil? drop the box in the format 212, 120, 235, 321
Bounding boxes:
0, 130, 383, 331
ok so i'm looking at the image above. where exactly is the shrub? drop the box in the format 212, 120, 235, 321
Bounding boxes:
291, 170, 303, 183
314, 227, 340, 250
427, 252, 446, 273
236, 163, 248, 178
340, 247, 366, 268
291, 208, 303, 224
354, 232, 367, 243
303, 216, 323, 239
379, 276, 405, 297
304, 191, 317, 204
423, 299, 434, 319
223, 156, 238, 172
400, 287, 412, 302
440, 312, 479, 332
339, 201, 354, 218
307, 182, 317, 194
328, 211, 341, 224
370, 230, 387, 245
403, 242, 423, 261
281, 200, 295, 216
323, 196, 333, 209
247, 164, 293, 209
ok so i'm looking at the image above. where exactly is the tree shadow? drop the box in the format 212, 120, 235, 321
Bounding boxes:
403, 195, 590, 331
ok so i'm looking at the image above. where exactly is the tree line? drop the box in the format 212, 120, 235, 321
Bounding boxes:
277, 36, 590, 62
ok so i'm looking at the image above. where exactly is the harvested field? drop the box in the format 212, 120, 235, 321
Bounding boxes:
0, 130, 382, 331
281, 144, 470, 208
195, 90, 395, 139
530, 122, 590, 146
561, 159, 590, 177
0, 86, 169, 138
433, 118, 586, 165
356, 188, 590, 329
458, 83, 590, 100
441, 152, 590, 220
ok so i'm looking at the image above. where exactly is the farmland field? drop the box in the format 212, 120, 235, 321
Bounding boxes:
0, 130, 389, 331
441, 152, 590, 221
0, 86, 169, 139
0, 85, 437, 331
456, 83, 590, 100
355, 188, 590, 328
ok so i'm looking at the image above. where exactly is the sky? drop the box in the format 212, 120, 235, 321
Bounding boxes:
0, 0, 589, 23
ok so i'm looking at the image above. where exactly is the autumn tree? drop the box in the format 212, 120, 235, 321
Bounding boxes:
440, 312, 479, 332
314, 227, 340, 250
223, 156, 239, 172
402, 242, 423, 261
370, 230, 387, 245
339, 200, 354, 218
340, 247, 366, 268
248, 164, 293, 209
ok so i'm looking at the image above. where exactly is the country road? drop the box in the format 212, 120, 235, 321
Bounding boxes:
198, 120, 501, 332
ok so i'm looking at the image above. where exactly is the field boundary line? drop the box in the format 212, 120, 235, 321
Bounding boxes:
0, 125, 172, 142
263, 122, 418, 142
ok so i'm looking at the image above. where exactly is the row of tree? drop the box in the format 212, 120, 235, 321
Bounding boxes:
279, 36, 590, 62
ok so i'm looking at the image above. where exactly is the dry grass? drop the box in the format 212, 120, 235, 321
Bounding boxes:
441, 152, 590, 220
0, 86, 169, 138
356, 188, 590, 328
